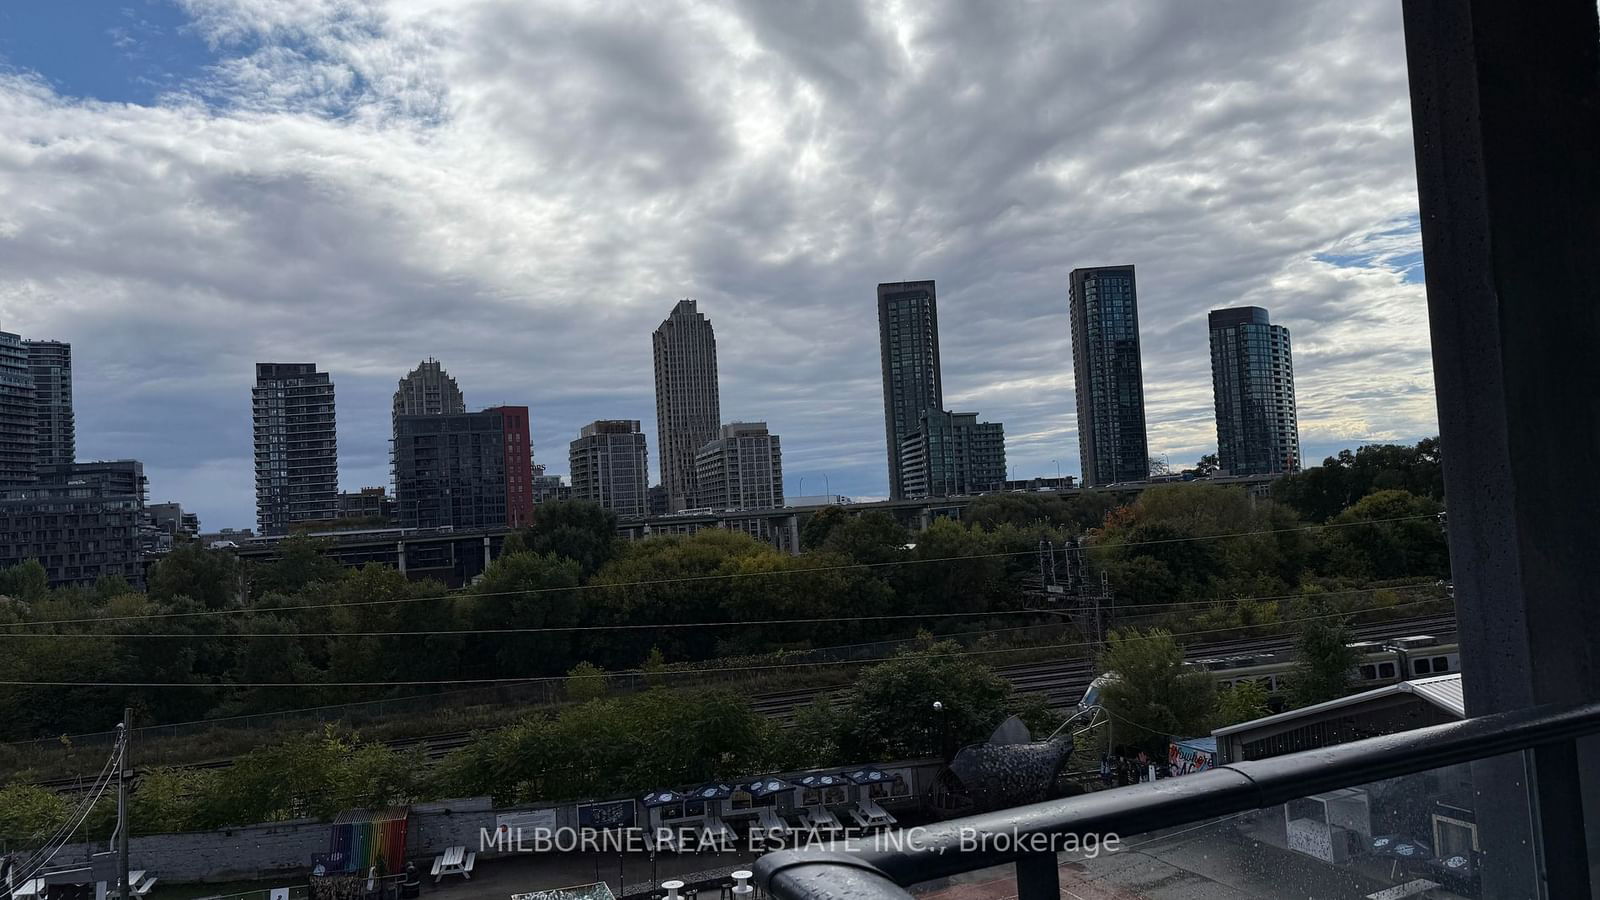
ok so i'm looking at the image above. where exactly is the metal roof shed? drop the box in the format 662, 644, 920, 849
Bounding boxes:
1214, 675, 1464, 764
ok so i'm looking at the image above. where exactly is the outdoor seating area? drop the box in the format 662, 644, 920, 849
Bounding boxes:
634, 767, 903, 849
6, 868, 158, 900
430, 846, 476, 883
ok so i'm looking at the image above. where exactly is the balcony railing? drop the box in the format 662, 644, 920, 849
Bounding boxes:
754, 698, 1600, 900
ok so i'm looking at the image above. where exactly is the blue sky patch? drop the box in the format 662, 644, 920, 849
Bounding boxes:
1314, 215, 1426, 283
0, 0, 215, 105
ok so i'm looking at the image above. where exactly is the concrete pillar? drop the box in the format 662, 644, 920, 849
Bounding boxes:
395, 541, 406, 575
1402, 1, 1600, 894
483, 535, 492, 570
787, 514, 801, 555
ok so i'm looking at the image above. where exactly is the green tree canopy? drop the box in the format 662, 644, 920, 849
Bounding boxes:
0, 782, 69, 846
0, 559, 49, 603
565, 661, 608, 703
250, 535, 345, 598
520, 501, 619, 577
1212, 681, 1270, 728
1287, 618, 1361, 707
1273, 438, 1444, 522
435, 688, 781, 804
838, 641, 1014, 761
799, 506, 849, 550
461, 551, 582, 676
1319, 490, 1448, 580
148, 543, 243, 609
588, 529, 774, 664
817, 511, 909, 566
1097, 628, 1217, 755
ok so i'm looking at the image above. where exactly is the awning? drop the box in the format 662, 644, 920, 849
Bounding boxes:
689, 782, 735, 801
640, 790, 686, 808
744, 777, 792, 798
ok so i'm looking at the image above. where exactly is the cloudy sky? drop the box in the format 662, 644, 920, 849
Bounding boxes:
0, 0, 1436, 531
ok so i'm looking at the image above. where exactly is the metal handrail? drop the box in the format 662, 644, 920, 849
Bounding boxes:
755, 697, 1600, 900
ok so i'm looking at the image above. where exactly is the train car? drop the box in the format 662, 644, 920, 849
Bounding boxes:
1078, 635, 1460, 710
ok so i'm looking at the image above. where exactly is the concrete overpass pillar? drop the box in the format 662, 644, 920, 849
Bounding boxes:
395, 541, 406, 575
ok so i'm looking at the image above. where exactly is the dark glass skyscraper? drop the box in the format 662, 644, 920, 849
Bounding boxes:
24, 340, 74, 469
0, 329, 34, 487
878, 280, 944, 499
1068, 265, 1149, 487
1208, 306, 1301, 475
253, 362, 339, 533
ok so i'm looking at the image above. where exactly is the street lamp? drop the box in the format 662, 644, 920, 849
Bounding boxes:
822, 472, 831, 499
798, 476, 807, 499
932, 700, 948, 760
1052, 459, 1060, 478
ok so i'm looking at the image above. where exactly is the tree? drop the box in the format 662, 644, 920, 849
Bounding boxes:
520, 501, 618, 577
566, 661, 608, 703
203, 730, 424, 826
787, 697, 849, 768
799, 506, 849, 550
249, 535, 344, 598
818, 511, 908, 566
1097, 628, 1217, 755
1196, 453, 1219, 470
461, 552, 582, 676
434, 689, 782, 805
893, 519, 1006, 617
1099, 484, 1309, 601
1319, 490, 1448, 580
147, 538, 241, 608
317, 565, 461, 689
963, 492, 1115, 534
641, 647, 668, 687
588, 529, 774, 665
0, 559, 50, 602
92, 574, 134, 604
1273, 438, 1444, 523
1287, 619, 1360, 707
841, 641, 1013, 761
717, 550, 892, 654
0, 783, 68, 846
1213, 681, 1270, 727
130, 768, 220, 834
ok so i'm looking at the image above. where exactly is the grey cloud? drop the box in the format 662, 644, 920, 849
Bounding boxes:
0, 0, 1439, 528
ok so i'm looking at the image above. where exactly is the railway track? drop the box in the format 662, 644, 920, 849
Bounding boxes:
23, 613, 1456, 792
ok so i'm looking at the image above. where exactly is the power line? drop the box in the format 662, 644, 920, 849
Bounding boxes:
0, 514, 1439, 632
0, 607, 1063, 639
0, 599, 1449, 688
1, 604, 1454, 749
1, 741, 123, 898
0, 583, 1446, 640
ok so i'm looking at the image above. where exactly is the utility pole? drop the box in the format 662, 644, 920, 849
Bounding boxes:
117, 708, 131, 900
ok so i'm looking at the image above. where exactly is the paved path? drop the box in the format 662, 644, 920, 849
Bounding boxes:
420, 848, 765, 900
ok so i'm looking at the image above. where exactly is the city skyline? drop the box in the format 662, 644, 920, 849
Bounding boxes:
0, 1, 1437, 530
